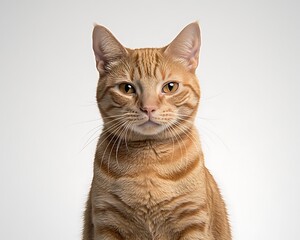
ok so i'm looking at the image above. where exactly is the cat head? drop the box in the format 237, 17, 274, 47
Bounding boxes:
92, 22, 201, 141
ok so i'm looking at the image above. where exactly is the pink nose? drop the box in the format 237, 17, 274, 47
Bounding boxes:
140, 106, 157, 115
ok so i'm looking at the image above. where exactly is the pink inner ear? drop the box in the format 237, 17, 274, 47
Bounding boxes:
92, 25, 128, 75
187, 39, 200, 70
96, 60, 105, 74
164, 22, 201, 72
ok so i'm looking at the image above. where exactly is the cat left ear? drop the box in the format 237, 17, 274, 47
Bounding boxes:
164, 22, 201, 73
92, 24, 128, 75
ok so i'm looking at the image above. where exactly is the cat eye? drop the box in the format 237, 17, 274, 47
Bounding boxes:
162, 82, 179, 94
119, 83, 136, 94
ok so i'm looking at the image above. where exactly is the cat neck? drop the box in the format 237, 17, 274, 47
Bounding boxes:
96, 125, 203, 165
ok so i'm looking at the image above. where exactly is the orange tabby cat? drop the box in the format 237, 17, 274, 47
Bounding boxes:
83, 22, 231, 240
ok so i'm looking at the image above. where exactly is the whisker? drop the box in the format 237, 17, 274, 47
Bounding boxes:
172, 121, 202, 155
100, 121, 129, 172
70, 118, 102, 126
168, 112, 219, 122
80, 115, 134, 152
166, 123, 185, 162
164, 126, 176, 162
96, 121, 126, 151
108, 122, 128, 169
113, 121, 133, 167
80, 120, 124, 152
123, 121, 132, 152
101, 113, 140, 119
172, 114, 228, 153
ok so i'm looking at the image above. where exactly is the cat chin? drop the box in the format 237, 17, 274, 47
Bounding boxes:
133, 121, 165, 136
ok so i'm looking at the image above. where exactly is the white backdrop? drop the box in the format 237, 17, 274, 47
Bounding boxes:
0, 0, 299, 239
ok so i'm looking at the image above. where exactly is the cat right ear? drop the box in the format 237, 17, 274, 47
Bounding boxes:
92, 25, 128, 75
164, 22, 201, 73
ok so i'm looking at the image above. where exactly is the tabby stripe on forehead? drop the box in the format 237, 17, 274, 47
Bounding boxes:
141, 50, 150, 76
145, 50, 158, 76
133, 50, 161, 78
153, 52, 160, 78
129, 66, 134, 81
134, 53, 142, 78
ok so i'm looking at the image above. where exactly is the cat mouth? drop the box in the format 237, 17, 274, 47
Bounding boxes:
138, 120, 160, 128
134, 119, 164, 136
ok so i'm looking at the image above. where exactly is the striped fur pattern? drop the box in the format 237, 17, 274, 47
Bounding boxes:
83, 22, 231, 240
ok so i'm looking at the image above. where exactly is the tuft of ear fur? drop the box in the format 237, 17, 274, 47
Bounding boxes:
164, 22, 201, 72
92, 25, 128, 75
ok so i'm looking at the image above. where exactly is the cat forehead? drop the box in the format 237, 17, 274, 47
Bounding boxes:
125, 48, 169, 80
129, 48, 164, 66
130, 48, 163, 57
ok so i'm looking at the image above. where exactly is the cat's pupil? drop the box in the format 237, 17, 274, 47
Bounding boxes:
168, 83, 174, 91
125, 84, 132, 92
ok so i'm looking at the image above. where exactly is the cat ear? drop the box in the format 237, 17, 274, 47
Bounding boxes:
92, 25, 128, 75
164, 22, 201, 72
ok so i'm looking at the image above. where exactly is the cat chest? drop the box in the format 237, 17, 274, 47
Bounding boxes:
110, 172, 205, 217
95, 157, 205, 209
93, 169, 208, 238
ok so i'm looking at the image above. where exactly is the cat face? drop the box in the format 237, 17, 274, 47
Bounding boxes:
93, 23, 201, 140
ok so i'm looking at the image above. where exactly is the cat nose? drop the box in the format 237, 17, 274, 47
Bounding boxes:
140, 106, 157, 115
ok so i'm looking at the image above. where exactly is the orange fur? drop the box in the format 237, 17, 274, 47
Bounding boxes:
83, 22, 231, 240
